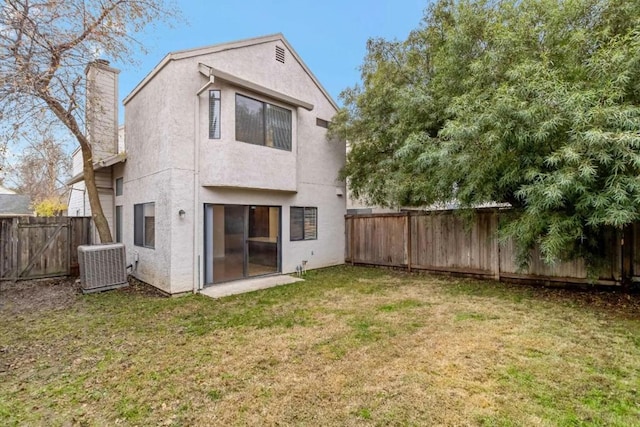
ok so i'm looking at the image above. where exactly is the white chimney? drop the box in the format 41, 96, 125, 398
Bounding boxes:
85, 59, 120, 162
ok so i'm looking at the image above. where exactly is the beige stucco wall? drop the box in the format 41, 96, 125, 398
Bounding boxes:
122, 36, 345, 294
121, 62, 175, 292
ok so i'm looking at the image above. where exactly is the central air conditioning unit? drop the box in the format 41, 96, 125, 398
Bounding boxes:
78, 243, 128, 293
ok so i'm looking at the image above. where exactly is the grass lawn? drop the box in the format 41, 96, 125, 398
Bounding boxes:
1, 266, 639, 426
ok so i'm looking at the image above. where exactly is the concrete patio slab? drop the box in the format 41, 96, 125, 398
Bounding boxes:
199, 275, 304, 299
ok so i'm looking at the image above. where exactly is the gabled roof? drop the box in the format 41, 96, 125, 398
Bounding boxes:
123, 33, 338, 110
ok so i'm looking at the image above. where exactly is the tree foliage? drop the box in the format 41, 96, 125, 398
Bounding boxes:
34, 197, 67, 217
332, 0, 640, 265
0, 0, 179, 242
4, 126, 71, 207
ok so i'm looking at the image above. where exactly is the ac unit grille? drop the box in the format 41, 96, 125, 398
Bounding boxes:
78, 243, 128, 293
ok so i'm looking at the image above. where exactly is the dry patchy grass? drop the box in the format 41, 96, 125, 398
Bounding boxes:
1, 266, 639, 426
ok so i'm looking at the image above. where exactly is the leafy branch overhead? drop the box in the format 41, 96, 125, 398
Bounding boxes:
333, 0, 640, 266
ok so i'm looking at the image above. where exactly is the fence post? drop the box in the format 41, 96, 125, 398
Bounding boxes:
11, 217, 19, 282
493, 211, 501, 281
351, 217, 356, 266
66, 217, 72, 275
406, 211, 412, 272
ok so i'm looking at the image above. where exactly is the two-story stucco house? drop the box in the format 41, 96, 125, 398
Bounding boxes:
68, 34, 346, 295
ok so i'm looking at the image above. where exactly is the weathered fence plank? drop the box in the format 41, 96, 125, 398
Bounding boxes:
349, 213, 408, 267
0, 216, 92, 281
346, 210, 632, 286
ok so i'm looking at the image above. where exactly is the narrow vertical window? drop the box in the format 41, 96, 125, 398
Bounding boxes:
115, 205, 122, 243
209, 90, 221, 139
115, 177, 123, 196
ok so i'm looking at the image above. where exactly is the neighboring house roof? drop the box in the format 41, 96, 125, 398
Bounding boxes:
0, 194, 32, 216
123, 33, 339, 111
0, 185, 16, 194
66, 148, 127, 186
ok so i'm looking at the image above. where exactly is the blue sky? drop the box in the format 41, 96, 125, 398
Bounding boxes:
113, 0, 430, 122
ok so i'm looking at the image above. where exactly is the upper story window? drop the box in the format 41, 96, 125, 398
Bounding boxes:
209, 90, 221, 139
235, 94, 291, 151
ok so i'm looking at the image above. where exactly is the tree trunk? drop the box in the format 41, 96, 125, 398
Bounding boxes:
42, 95, 113, 243
80, 141, 113, 243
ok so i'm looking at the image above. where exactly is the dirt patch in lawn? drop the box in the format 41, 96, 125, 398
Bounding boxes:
0, 278, 80, 314
0, 275, 165, 315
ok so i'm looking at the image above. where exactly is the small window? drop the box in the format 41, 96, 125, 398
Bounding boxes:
115, 177, 123, 196
290, 207, 317, 241
209, 90, 221, 139
236, 94, 291, 151
115, 205, 123, 243
134, 202, 155, 248
316, 118, 329, 129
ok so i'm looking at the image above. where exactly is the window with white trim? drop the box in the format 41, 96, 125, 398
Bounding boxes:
290, 207, 317, 241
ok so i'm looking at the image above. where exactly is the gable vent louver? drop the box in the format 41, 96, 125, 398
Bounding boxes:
275, 45, 285, 63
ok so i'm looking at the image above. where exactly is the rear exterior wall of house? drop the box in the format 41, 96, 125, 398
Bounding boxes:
121, 37, 345, 294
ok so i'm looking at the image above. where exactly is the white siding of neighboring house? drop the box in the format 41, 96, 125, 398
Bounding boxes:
67, 152, 117, 244
67, 149, 87, 217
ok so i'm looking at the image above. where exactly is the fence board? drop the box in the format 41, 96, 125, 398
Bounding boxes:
350, 214, 407, 266
410, 211, 496, 274
0, 216, 92, 281
346, 210, 632, 286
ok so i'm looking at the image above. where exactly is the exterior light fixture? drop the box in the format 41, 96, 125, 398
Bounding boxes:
178, 209, 186, 219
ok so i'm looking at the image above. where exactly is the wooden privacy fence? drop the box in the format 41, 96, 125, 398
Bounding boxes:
0, 216, 92, 281
345, 210, 636, 286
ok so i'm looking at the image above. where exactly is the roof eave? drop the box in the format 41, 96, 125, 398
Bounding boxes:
198, 63, 314, 111
66, 153, 127, 186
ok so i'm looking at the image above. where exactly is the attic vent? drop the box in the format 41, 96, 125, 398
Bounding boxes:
275, 45, 285, 63
316, 118, 330, 128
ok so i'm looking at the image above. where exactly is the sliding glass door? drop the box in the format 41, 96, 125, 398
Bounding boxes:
204, 204, 280, 284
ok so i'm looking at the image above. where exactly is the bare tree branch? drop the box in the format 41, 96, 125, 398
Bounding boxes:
0, 0, 180, 241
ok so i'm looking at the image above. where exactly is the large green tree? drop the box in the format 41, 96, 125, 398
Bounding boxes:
333, 0, 640, 265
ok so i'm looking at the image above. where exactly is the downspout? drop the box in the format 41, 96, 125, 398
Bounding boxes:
193, 72, 216, 293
